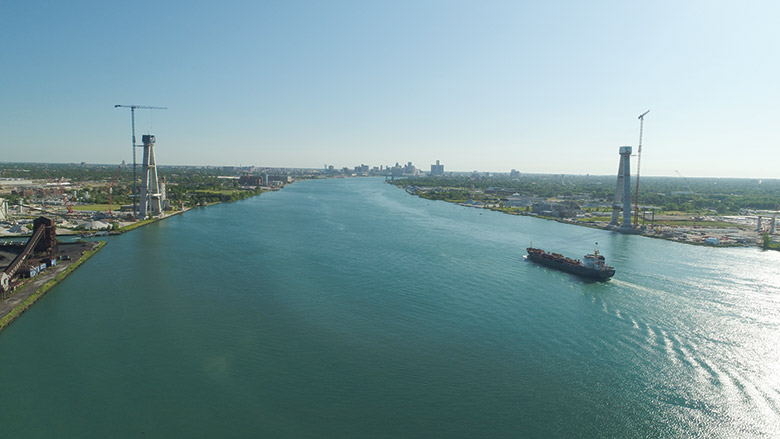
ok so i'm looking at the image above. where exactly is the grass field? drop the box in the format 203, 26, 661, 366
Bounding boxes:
117, 218, 158, 233
193, 189, 236, 195
649, 220, 743, 228
71, 204, 121, 212
577, 216, 611, 222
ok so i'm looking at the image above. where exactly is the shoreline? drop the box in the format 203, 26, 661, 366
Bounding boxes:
399, 187, 773, 250
0, 208, 197, 334
1, 185, 274, 239
480, 205, 753, 248
0, 190, 274, 333
0, 241, 106, 333
482, 204, 770, 249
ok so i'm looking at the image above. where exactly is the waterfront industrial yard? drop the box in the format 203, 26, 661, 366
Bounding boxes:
0, 162, 296, 333
0, 241, 103, 330
0, 163, 294, 237
398, 176, 779, 250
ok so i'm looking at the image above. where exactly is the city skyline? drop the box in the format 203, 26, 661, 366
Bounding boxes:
2, 1, 779, 178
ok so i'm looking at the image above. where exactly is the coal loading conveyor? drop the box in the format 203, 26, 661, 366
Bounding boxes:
1, 217, 58, 293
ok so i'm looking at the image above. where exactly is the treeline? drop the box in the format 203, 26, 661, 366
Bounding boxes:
187, 187, 265, 206
394, 175, 780, 213
1, 163, 248, 182
1, 163, 129, 182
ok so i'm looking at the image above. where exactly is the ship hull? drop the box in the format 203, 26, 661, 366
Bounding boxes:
526, 251, 615, 280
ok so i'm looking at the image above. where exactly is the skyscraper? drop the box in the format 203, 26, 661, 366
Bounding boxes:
430, 160, 444, 176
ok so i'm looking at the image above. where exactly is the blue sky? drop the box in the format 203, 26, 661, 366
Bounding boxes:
1, 0, 778, 177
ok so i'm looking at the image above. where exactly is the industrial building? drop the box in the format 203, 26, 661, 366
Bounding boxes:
239, 175, 264, 187
1, 217, 58, 295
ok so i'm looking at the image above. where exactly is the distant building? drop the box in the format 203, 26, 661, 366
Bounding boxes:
0, 179, 34, 187
403, 162, 419, 176
267, 175, 292, 185
532, 200, 581, 218
430, 160, 444, 177
239, 175, 263, 186
463, 199, 485, 208
503, 196, 537, 208
80, 220, 111, 230
7, 224, 28, 234
160, 176, 170, 210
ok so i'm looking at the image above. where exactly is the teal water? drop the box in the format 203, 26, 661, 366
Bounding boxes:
1, 177, 779, 438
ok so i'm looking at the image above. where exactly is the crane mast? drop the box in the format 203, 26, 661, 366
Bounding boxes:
633, 110, 650, 228
114, 104, 166, 218
108, 165, 121, 216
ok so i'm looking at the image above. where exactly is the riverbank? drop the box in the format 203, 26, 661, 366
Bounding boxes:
396, 185, 773, 249
112, 207, 192, 234
0, 241, 105, 332
0, 186, 279, 333
3, 176, 776, 437
2, 186, 277, 239
0, 209, 191, 240
481, 204, 762, 248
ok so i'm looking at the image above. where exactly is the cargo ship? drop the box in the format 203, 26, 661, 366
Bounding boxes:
526, 246, 615, 280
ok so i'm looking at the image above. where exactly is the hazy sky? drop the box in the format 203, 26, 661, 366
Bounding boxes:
2, 1, 778, 177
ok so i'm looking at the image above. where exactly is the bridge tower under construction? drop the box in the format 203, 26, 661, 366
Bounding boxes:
139, 134, 162, 218
609, 146, 633, 229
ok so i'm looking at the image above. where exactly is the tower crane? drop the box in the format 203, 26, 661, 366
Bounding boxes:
58, 178, 74, 214
633, 110, 650, 228
114, 104, 167, 218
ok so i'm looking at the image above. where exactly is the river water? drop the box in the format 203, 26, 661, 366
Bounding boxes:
0, 177, 778, 438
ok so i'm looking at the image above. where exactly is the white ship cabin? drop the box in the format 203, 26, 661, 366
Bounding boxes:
583, 250, 608, 269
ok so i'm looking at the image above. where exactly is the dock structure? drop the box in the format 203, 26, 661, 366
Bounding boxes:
609, 146, 633, 230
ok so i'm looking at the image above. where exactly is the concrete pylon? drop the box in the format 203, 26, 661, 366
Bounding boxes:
609, 146, 632, 229
139, 135, 162, 218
